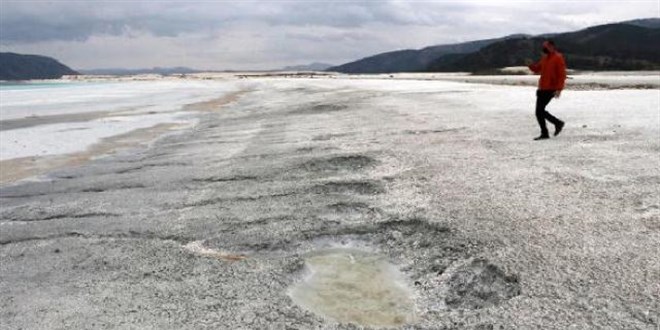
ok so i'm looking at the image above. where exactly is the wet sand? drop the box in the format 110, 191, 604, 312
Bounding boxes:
0, 110, 116, 131
183, 88, 253, 112
0, 123, 187, 185
0, 90, 248, 185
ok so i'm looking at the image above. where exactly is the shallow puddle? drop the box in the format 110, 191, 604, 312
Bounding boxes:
289, 248, 415, 327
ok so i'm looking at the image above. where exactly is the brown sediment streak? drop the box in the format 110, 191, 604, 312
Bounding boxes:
0, 110, 117, 131
183, 89, 253, 112
183, 241, 247, 262
0, 123, 184, 185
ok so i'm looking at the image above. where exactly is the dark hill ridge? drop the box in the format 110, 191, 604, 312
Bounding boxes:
326, 34, 527, 74
0, 52, 78, 80
328, 17, 660, 74
624, 17, 660, 29
281, 62, 334, 71
427, 23, 660, 72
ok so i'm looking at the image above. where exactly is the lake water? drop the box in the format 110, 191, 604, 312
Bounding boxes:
289, 248, 416, 327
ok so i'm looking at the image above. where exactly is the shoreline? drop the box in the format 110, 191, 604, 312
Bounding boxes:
0, 89, 249, 185
63, 71, 660, 90
0, 123, 187, 185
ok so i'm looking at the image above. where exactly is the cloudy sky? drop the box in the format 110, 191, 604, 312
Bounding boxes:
0, 0, 658, 70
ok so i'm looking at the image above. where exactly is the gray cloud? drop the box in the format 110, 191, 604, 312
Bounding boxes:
1, 2, 223, 43
0, 1, 538, 43
0, 0, 657, 70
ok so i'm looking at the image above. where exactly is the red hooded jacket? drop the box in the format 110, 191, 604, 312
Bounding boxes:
528, 52, 567, 91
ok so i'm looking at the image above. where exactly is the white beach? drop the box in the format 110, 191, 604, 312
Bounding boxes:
1, 74, 658, 328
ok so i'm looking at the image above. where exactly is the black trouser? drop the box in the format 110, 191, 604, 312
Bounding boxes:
536, 90, 563, 136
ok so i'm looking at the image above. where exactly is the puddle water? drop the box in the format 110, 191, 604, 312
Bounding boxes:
289, 248, 415, 327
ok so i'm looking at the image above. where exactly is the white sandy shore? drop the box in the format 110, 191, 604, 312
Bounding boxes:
1, 76, 658, 329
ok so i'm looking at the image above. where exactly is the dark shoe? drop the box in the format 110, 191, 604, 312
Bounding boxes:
534, 135, 550, 141
554, 122, 564, 136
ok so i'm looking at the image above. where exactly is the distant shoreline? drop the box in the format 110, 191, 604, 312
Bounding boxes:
58, 70, 660, 90
0, 80, 250, 184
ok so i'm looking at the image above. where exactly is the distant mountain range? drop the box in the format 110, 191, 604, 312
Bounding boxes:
624, 17, 660, 29
2, 18, 658, 80
81, 63, 336, 75
326, 34, 528, 73
0, 52, 78, 80
78, 67, 202, 76
281, 62, 334, 71
328, 18, 660, 73
428, 21, 660, 72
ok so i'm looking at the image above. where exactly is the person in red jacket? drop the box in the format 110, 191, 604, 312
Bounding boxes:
526, 40, 566, 140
